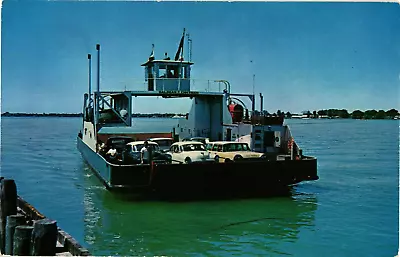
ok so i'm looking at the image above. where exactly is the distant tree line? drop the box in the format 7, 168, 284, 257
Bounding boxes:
132, 113, 186, 118
254, 109, 400, 120
2, 109, 399, 120
1, 112, 83, 117
1, 112, 187, 118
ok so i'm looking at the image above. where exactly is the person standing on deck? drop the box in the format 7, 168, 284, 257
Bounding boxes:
141, 141, 151, 164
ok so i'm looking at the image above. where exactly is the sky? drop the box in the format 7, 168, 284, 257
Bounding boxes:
1, 1, 399, 114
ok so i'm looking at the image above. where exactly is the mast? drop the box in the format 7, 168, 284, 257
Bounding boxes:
88, 54, 92, 106
94, 44, 101, 138
174, 28, 186, 61
181, 28, 185, 61
96, 44, 100, 95
186, 32, 192, 62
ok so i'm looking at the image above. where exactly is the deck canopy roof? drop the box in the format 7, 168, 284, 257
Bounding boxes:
98, 90, 225, 98
141, 59, 194, 66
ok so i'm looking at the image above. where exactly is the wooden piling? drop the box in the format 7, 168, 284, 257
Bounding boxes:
30, 218, 58, 256
5, 214, 26, 255
0, 179, 18, 253
13, 225, 34, 256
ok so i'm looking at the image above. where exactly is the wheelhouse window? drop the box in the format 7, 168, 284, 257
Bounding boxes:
183, 66, 189, 79
158, 64, 180, 79
145, 65, 154, 81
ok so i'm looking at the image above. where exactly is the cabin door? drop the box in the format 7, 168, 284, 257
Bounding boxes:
226, 128, 232, 141
263, 131, 275, 152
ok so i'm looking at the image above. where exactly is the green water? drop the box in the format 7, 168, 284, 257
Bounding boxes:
1, 117, 398, 256
83, 181, 316, 256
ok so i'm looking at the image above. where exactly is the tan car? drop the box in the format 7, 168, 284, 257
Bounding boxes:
206, 141, 266, 162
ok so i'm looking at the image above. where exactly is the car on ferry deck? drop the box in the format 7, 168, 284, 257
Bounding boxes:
182, 137, 210, 145
167, 141, 214, 164
125, 141, 172, 164
206, 141, 266, 162
148, 137, 174, 152
99, 136, 134, 158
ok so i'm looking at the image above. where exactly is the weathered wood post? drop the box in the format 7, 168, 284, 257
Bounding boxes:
13, 225, 34, 256
5, 214, 25, 255
30, 218, 58, 256
0, 179, 18, 253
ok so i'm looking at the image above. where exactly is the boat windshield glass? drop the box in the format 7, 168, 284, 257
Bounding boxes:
223, 143, 250, 152
182, 144, 206, 151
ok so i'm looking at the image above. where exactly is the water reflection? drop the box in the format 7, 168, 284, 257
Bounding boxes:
81, 164, 318, 256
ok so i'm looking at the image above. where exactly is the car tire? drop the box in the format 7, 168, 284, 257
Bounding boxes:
214, 155, 220, 162
224, 158, 232, 163
234, 155, 243, 161
185, 157, 192, 164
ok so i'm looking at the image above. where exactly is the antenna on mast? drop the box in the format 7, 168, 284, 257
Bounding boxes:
250, 60, 255, 96
186, 32, 192, 62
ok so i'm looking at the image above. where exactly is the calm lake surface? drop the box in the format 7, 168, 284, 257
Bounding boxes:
1, 117, 398, 256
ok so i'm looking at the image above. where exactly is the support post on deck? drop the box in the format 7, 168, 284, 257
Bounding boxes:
13, 225, 34, 256
30, 218, 58, 256
5, 214, 26, 255
0, 179, 18, 253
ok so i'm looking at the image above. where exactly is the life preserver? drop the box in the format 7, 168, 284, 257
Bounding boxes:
287, 138, 293, 151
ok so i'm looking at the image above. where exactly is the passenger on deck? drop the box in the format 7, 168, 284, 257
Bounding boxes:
141, 141, 152, 164
106, 147, 117, 161
120, 109, 128, 119
98, 142, 106, 154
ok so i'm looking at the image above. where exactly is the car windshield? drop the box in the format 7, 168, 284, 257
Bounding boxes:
192, 138, 206, 144
222, 143, 250, 152
108, 138, 133, 145
135, 144, 144, 151
133, 144, 159, 152
150, 144, 160, 151
182, 144, 206, 151
152, 139, 173, 147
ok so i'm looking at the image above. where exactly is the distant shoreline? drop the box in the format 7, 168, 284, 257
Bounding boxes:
1, 112, 83, 117
0, 112, 186, 118
1, 109, 399, 120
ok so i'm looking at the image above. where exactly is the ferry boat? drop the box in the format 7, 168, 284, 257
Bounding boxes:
76, 30, 319, 197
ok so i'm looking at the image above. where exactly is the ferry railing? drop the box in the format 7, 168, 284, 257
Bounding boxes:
115, 78, 230, 93
229, 111, 285, 126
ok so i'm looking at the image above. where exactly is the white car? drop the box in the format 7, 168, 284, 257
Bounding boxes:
167, 141, 214, 164
148, 137, 174, 152
125, 141, 172, 164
